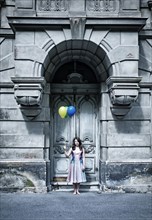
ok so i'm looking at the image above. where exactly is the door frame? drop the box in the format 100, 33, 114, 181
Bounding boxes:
49, 83, 101, 183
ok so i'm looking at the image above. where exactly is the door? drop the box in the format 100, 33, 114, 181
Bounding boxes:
50, 89, 99, 183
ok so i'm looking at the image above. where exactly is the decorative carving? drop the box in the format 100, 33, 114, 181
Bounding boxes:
148, 1, 152, 10
84, 144, 95, 154
70, 17, 86, 39
0, 0, 5, 7
67, 73, 84, 83
87, 0, 116, 12
39, 0, 68, 11
54, 144, 65, 154
11, 77, 45, 119
126, 53, 134, 58
106, 76, 142, 117
14, 85, 42, 106
82, 136, 95, 154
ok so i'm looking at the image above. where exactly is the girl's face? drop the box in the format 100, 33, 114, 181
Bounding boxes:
74, 139, 79, 146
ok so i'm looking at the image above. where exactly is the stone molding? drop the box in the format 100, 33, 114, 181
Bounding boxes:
106, 76, 142, 118
11, 77, 45, 119
8, 17, 147, 32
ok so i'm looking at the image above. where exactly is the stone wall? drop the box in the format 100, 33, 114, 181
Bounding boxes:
0, 0, 151, 192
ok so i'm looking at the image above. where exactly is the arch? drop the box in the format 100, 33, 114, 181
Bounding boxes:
41, 39, 111, 83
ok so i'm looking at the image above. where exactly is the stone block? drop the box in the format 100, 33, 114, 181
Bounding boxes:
0, 53, 14, 73
0, 94, 17, 107
104, 32, 121, 49
14, 0, 36, 16
0, 39, 13, 59
0, 107, 50, 121
121, 0, 139, 10
15, 0, 34, 9
108, 147, 151, 161
69, 0, 85, 12
121, 32, 138, 46
107, 120, 150, 134
90, 30, 108, 45
0, 69, 15, 82
14, 46, 47, 63
46, 30, 65, 45
0, 134, 44, 148
35, 30, 51, 49
126, 107, 151, 120
0, 121, 44, 135
107, 134, 150, 147
139, 40, 152, 73
120, 61, 138, 76
139, 69, 151, 82
15, 31, 35, 45
15, 60, 34, 77
108, 46, 139, 64
138, 93, 151, 106
0, 148, 43, 160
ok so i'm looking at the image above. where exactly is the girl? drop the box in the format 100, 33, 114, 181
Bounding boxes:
64, 137, 86, 194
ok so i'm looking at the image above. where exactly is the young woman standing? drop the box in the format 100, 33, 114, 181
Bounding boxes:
64, 137, 86, 194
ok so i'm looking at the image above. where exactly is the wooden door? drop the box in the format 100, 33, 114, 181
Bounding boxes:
50, 91, 99, 183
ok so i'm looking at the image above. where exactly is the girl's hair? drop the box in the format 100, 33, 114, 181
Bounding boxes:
72, 137, 83, 151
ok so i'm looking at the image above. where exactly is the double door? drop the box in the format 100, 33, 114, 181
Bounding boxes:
50, 92, 99, 183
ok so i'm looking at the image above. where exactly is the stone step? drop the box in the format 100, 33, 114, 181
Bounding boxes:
50, 181, 100, 192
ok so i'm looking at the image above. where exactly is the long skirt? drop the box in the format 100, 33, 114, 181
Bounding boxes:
67, 155, 86, 183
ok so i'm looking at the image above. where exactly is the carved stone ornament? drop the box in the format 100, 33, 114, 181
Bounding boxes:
0, 0, 5, 7
106, 76, 142, 117
11, 77, 45, 119
148, 1, 152, 10
70, 17, 86, 39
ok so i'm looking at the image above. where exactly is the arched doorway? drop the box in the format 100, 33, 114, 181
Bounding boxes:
43, 39, 109, 190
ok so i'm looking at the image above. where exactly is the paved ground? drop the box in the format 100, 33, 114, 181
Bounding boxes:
0, 191, 152, 220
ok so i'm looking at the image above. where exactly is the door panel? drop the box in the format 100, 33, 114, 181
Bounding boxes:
51, 93, 99, 182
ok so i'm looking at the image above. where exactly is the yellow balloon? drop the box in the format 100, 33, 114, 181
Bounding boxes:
58, 106, 67, 118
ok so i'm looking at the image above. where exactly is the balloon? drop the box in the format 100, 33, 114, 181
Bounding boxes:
67, 106, 76, 117
64, 106, 68, 118
58, 106, 67, 118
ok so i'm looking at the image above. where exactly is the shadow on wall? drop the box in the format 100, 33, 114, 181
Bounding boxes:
113, 99, 144, 134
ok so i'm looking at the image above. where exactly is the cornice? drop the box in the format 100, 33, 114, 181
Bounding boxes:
7, 16, 147, 32
139, 30, 152, 39
0, 28, 14, 38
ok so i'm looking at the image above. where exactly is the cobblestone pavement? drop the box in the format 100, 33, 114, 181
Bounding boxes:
0, 192, 152, 220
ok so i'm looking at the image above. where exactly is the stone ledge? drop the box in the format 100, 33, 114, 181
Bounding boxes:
8, 17, 147, 32
101, 184, 152, 193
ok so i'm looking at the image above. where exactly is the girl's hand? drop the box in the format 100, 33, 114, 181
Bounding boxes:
63, 145, 66, 150
82, 166, 85, 172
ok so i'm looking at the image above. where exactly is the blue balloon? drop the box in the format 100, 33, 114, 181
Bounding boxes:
67, 106, 76, 117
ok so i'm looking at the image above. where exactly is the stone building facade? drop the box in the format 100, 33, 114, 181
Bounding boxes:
0, 0, 152, 193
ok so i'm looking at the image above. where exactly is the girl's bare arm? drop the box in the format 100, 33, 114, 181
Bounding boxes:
64, 146, 72, 157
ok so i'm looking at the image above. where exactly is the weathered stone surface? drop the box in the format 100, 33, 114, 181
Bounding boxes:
108, 147, 151, 160
0, 148, 43, 160
0, 107, 50, 121
107, 121, 150, 134
99, 161, 152, 193
0, 0, 151, 193
107, 134, 150, 147
0, 94, 17, 107
0, 121, 44, 134
0, 162, 47, 192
